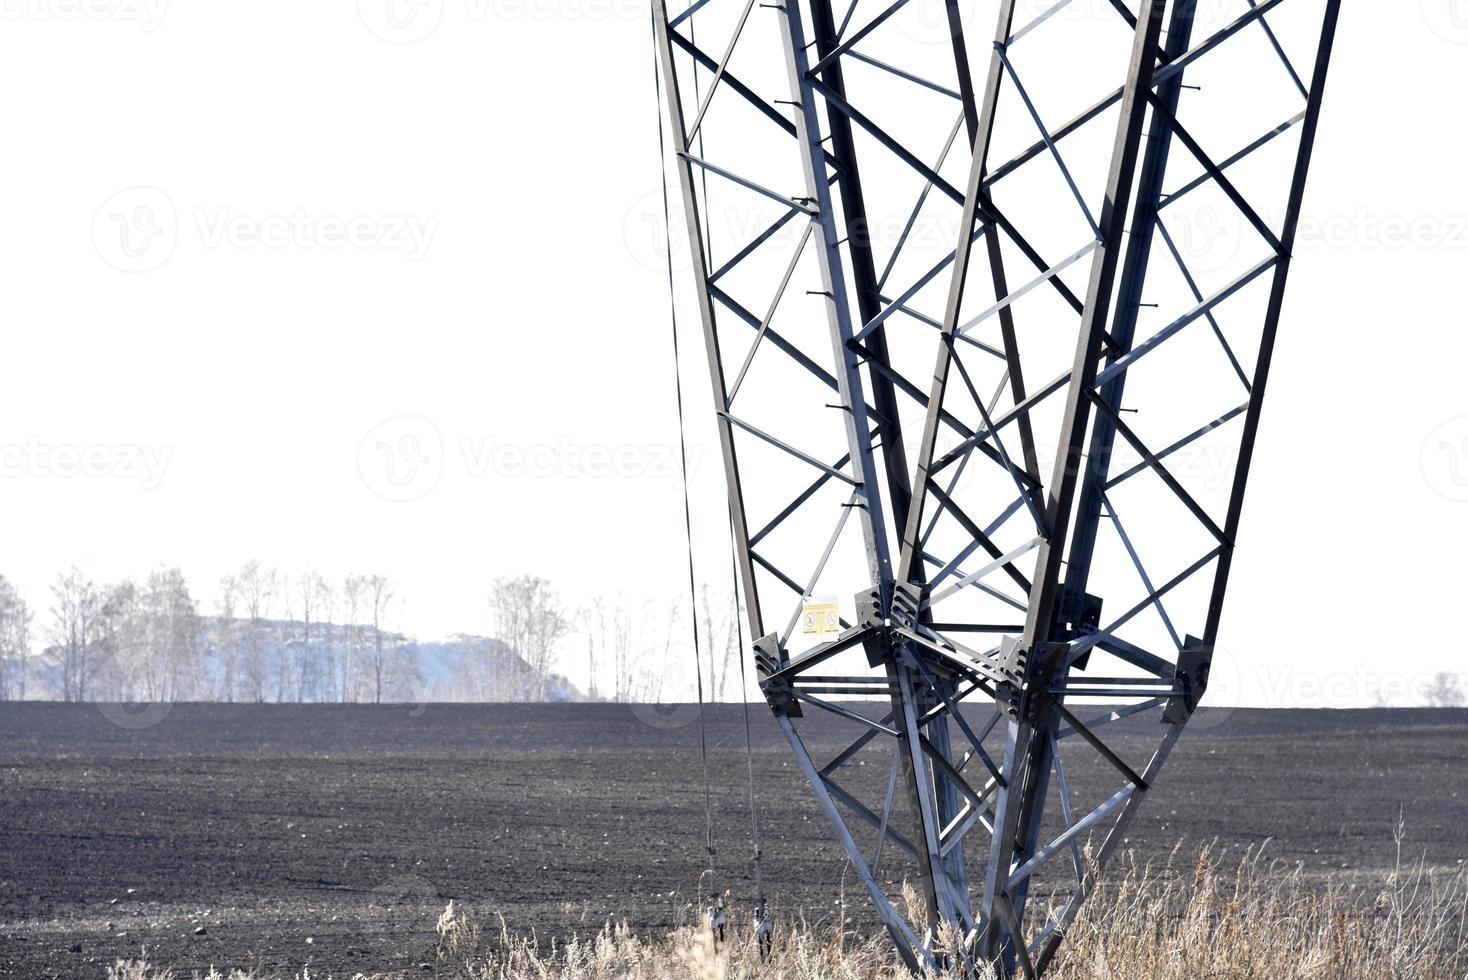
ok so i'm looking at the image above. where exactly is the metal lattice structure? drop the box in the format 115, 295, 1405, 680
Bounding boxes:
651, 0, 1339, 973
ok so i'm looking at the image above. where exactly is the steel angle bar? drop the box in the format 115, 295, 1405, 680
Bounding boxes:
651, 0, 767, 634
1200, 0, 1343, 653
807, 0, 909, 75
1093, 256, 1277, 388
708, 284, 848, 395
985, 0, 1289, 193
1086, 394, 1228, 544
1104, 403, 1249, 490
1057, 697, 1169, 739
797, 692, 903, 735
1032, 723, 1184, 974
1152, 221, 1255, 390
780, 492, 861, 644
977, 3, 1169, 967
845, 49, 963, 101
1159, 112, 1306, 212
680, 152, 817, 213
1006, 783, 1136, 891
727, 220, 816, 405
779, 717, 933, 973
992, 46, 1100, 236
956, 241, 1099, 337
719, 412, 862, 486
927, 537, 1045, 609
1142, 93, 1283, 254
1101, 492, 1183, 648
1046, 698, 1148, 789
1064, 546, 1225, 669
710, 191, 826, 283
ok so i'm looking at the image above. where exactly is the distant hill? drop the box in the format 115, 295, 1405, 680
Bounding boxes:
27, 618, 585, 705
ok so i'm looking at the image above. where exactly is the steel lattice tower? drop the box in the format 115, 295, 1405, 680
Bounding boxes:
651, 0, 1340, 973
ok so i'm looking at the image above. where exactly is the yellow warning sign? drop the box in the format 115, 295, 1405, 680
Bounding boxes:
801, 599, 842, 638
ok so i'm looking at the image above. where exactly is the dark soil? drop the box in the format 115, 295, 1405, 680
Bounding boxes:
0, 703, 1464, 978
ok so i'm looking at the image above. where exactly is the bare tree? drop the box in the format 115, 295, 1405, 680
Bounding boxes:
1424, 672, 1466, 708
314, 576, 338, 702
236, 561, 278, 703
0, 576, 32, 700
365, 574, 396, 704
94, 580, 143, 700
142, 567, 199, 702
631, 602, 682, 703
698, 585, 739, 702
294, 572, 325, 703
489, 576, 568, 701
577, 601, 600, 701
50, 568, 98, 702
342, 573, 365, 702
213, 575, 240, 702
588, 593, 651, 704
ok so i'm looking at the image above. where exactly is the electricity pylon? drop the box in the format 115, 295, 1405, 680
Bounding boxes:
650, 0, 1339, 973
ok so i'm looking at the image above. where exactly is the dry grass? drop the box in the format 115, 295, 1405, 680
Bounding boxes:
108, 842, 1468, 980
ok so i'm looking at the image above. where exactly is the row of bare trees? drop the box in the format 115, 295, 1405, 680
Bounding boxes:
208, 563, 407, 704
576, 585, 747, 704
6, 566, 1466, 708
25, 563, 415, 704
32, 567, 748, 705
0, 576, 33, 700
0, 568, 595, 705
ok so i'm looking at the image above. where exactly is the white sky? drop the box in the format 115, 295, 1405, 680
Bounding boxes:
0, 1, 1464, 706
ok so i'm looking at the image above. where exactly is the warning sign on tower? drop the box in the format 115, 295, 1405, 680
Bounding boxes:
801, 598, 842, 638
